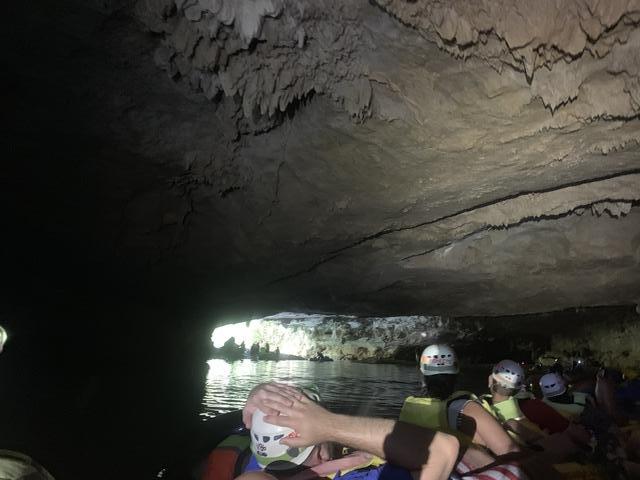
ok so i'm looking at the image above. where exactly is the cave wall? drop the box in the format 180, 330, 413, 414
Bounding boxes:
214, 306, 640, 366
123, 0, 640, 315
550, 306, 640, 370
212, 313, 560, 364
215, 313, 454, 361
5, 0, 640, 321
4, 3, 640, 476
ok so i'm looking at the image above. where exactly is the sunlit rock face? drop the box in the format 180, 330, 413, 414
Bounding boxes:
212, 313, 456, 361
212, 307, 640, 368
209, 312, 534, 363
7, 0, 640, 318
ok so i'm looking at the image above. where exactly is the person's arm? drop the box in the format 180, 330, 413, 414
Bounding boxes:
503, 418, 544, 444
242, 382, 305, 428
262, 394, 458, 480
459, 401, 520, 456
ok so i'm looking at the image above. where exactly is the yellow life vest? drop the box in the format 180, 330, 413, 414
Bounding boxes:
327, 452, 387, 479
400, 397, 448, 431
399, 391, 476, 441
479, 395, 525, 423
543, 392, 588, 420
480, 395, 545, 446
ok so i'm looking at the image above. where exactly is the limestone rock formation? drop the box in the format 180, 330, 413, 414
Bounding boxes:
7, 0, 640, 319
212, 306, 640, 368
212, 313, 456, 361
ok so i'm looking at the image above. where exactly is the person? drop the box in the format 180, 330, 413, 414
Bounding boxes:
203, 382, 460, 480
538, 372, 593, 421
483, 360, 548, 442
482, 360, 591, 460
0, 325, 56, 480
541, 370, 640, 477
400, 344, 520, 458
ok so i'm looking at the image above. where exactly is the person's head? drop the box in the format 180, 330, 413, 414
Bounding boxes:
250, 409, 316, 470
489, 359, 525, 398
250, 388, 330, 471
419, 344, 459, 399
539, 372, 567, 399
549, 362, 564, 375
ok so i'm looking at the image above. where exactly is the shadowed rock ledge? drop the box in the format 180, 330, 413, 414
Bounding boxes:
5, 0, 640, 318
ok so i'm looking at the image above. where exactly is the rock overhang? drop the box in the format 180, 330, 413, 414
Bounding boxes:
4, 0, 640, 320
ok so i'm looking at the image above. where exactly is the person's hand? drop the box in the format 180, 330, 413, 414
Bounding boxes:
243, 382, 305, 428
263, 394, 336, 448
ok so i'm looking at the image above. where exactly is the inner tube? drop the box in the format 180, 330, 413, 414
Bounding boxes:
158, 410, 246, 480
157, 410, 616, 480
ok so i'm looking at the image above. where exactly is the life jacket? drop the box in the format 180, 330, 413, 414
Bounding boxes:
479, 395, 545, 446
399, 391, 476, 441
247, 450, 386, 480
479, 395, 525, 423
201, 433, 251, 480
330, 453, 387, 480
334, 462, 410, 480
542, 392, 589, 420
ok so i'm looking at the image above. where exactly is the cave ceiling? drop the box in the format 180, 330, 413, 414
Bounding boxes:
7, 0, 640, 318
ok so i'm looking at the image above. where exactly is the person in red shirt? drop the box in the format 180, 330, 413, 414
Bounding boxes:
486, 360, 591, 457
517, 396, 569, 434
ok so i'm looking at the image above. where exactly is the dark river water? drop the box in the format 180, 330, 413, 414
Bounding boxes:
200, 359, 489, 420
201, 359, 421, 420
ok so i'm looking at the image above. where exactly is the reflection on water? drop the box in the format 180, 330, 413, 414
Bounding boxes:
201, 359, 491, 421
201, 359, 424, 420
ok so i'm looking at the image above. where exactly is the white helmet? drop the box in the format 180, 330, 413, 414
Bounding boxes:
250, 409, 314, 469
539, 372, 567, 398
492, 360, 524, 390
420, 344, 459, 376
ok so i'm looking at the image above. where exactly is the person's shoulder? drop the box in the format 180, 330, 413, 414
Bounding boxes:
522, 397, 566, 417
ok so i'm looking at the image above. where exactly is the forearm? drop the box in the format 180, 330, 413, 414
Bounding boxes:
324, 413, 392, 458
506, 419, 543, 444
325, 414, 456, 471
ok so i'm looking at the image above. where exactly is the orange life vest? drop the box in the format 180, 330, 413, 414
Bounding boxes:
201, 434, 251, 480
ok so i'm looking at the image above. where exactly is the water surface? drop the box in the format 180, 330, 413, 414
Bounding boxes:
201, 359, 489, 420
